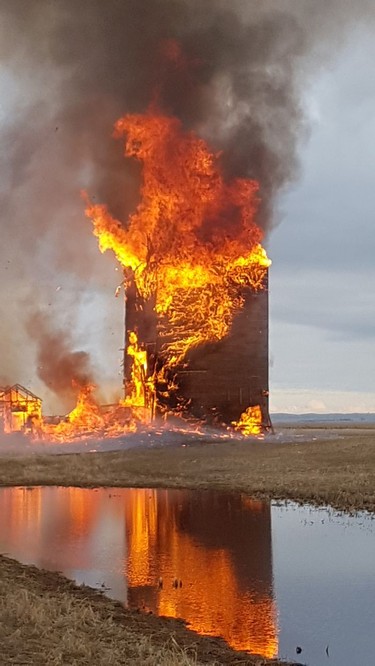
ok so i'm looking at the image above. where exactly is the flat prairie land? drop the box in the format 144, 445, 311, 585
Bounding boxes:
0, 425, 374, 512
0, 425, 374, 665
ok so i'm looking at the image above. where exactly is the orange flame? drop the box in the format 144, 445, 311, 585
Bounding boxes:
126, 331, 148, 406
16, 110, 272, 443
53, 384, 104, 439
0, 385, 43, 437
86, 111, 270, 371
233, 405, 263, 437
37, 382, 141, 443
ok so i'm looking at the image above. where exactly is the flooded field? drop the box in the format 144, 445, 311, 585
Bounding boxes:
0, 486, 373, 665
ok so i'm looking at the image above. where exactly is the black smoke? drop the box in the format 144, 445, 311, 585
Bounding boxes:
0, 0, 363, 230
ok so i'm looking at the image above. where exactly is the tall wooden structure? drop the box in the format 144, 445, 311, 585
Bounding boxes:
123, 270, 271, 431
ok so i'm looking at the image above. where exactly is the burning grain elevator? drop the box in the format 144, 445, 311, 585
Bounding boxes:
123, 266, 271, 432
88, 113, 272, 434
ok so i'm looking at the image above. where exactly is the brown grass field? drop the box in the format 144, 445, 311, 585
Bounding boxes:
0, 424, 374, 512
0, 424, 374, 664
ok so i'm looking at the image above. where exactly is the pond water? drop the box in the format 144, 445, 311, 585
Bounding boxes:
0, 486, 374, 665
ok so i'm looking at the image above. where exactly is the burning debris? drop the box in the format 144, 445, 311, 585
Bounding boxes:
43, 383, 140, 443
0, 384, 42, 436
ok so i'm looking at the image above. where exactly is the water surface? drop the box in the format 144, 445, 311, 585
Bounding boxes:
0, 486, 373, 665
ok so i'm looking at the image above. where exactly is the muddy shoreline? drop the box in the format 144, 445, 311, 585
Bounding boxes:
0, 554, 294, 665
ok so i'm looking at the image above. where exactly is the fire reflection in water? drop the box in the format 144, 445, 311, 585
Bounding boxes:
0, 487, 277, 658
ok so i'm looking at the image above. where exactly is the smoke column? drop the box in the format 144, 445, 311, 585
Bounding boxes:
0, 0, 373, 405
26, 310, 96, 410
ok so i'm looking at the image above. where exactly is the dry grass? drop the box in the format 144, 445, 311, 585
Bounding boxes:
0, 588, 197, 666
0, 426, 374, 512
0, 555, 285, 666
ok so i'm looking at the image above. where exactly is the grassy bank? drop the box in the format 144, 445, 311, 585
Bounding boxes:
0, 554, 289, 666
0, 427, 374, 512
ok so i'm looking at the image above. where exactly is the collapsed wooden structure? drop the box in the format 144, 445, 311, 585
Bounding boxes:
0, 384, 42, 434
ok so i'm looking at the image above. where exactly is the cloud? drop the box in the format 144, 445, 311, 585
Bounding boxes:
270, 28, 375, 275
270, 388, 375, 413
270, 265, 375, 344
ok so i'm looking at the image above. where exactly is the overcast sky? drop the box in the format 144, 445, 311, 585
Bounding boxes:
269, 29, 375, 412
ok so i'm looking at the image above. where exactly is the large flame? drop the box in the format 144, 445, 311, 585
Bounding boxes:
2, 111, 271, 443
85, 110, 270, 397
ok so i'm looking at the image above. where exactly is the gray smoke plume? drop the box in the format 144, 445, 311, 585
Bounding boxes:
26, 310, 95, 410
0, 0, 373, 403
